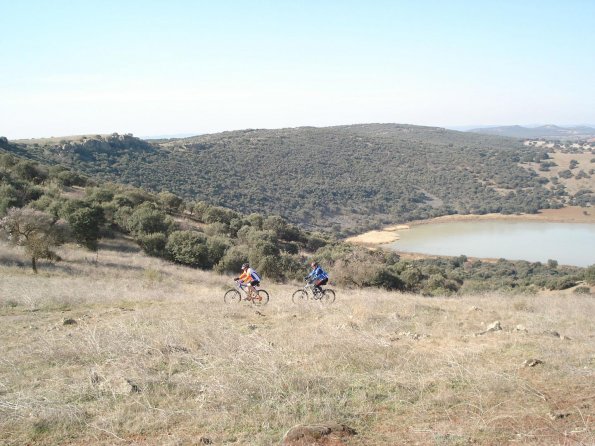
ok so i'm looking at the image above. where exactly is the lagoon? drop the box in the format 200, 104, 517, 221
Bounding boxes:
388, 221, 595, 267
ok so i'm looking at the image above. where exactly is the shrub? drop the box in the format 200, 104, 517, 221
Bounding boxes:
584, 265, 595, 285
206, 236, 232, 266
65, 205, 105, 251
573, 286, 591, 295
127, 203, 172, 236
215, 245, 249, 274
166, 230, 209, 267
137, 233, 167, 257
547, 276, 577, 290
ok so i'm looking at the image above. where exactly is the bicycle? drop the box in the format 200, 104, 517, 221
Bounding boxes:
224, 280, 270, 305
291, 280, 336, 304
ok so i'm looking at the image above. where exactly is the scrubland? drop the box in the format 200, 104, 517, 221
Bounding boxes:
1, 238, 593, 445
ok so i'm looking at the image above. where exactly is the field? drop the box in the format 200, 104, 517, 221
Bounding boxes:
1, 238, 594, 445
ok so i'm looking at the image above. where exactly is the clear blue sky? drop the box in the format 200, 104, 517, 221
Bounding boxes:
1, 0, 594, 138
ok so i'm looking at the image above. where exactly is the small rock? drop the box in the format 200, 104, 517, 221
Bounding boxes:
255, 310, 265, 317
515, 324, 528, 333
125, 379, 141, 393
63, 318, 77, 325
476, 320, 502, 336
469, 306, 482, 312
90, 370, 102, 385
523, 359, 543, 367
397, 331, 429, 341
543, 330, 561, 338
486, 321, 502, 332
282, 422, 356, 445
548, 411, 570, 420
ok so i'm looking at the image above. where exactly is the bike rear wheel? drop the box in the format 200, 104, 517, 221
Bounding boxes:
292, 289, 308, 303
321, 289, 336, 303
224, 289, 241, 303
252, 289, 269, 305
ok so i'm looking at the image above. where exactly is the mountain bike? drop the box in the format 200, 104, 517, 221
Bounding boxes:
292, 280, 336, 304
224, 280, 270, 305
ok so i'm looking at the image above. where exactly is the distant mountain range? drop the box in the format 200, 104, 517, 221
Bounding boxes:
468, 125, 595, 139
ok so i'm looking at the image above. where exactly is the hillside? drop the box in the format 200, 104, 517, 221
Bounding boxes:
469, 125, 595, 140
2, 125, 561, 231
1, 238, 593, 445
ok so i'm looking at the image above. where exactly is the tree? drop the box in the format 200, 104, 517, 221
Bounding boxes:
0, 208, 68, 273
166, 230, 209, 267
157, 191, 183, 214
65, 205, 105, 251
126, 203, 172, 236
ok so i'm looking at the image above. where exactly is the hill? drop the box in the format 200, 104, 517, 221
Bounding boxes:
2, 125, 560, 231
1, 238, 593, 445
468, 125, 595, 140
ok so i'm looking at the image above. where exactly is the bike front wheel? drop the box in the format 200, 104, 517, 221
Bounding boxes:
292, 289, 308, 304
224, 289, 241, 303
321, 289, 336, 303
252, 289, 270, 306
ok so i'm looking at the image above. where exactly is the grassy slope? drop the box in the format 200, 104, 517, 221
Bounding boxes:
0, 240, 594, 445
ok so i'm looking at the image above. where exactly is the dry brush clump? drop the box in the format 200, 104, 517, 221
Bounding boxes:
0, 240, 594, 445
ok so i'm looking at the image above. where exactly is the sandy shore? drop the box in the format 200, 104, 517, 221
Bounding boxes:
346, 206, 595, 246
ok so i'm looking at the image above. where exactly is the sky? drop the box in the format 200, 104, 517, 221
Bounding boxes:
1, 0, 594, 139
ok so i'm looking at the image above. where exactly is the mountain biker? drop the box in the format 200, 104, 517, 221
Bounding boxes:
306, 261, 328, 294
234, 263, 261, 300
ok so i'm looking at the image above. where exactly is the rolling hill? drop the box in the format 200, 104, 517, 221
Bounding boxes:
2, 125, 560, 231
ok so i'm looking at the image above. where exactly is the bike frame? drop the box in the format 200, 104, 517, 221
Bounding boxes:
303, 281, 323, 298
236, 280, 258, 299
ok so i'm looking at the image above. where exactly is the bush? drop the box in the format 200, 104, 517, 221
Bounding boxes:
547, 276, 577, 290
371, 267, 405, 290
584, 265, 595, 285
207, 236, 232, 266
127, 203, 172, 236
65, 205, 105, 251
215, 245, 249, 274
166, 230, 209, 267
137, 233, 167, 257
573, 286, 591, 295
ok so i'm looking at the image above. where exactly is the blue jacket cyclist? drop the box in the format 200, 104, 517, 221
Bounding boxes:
306, 261, 329, 293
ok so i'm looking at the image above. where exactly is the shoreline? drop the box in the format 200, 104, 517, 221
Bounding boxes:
345, 206, 595, 247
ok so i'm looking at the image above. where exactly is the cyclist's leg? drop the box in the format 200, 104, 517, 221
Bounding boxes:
249, 280, 261, 300
315, 278, 327, 292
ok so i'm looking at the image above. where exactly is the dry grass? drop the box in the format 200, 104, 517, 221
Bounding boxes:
1, 239, 594, 445
524, 149, 595, 196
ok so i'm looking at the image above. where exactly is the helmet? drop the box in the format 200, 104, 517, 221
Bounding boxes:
241, 263, 249, 269
310, 261, 318, 268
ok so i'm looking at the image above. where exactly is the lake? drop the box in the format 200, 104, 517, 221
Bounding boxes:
387, 221, 595, 267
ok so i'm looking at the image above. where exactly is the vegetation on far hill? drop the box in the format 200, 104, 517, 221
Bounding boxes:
1, 124, 571, 232
1, 150, 592, 295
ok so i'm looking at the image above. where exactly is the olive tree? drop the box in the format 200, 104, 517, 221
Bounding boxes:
0, 207, 68, 273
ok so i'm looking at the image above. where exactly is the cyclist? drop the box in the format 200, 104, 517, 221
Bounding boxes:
234, 263, 261, 300
306, 261, 328, 294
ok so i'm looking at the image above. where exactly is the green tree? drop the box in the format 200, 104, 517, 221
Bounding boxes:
65, 205, 105, 251
158, 191, 183, 214
166, 230, 209, 267
0, 208, 68, 273
126, 203, 172, 236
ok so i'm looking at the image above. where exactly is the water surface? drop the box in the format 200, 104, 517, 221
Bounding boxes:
388, 221, 595, 267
